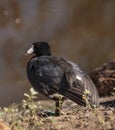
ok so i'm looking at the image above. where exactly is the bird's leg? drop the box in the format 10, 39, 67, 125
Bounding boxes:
54, 95, 65, 116
49, 94, 66, 116
50, 94, 65, 116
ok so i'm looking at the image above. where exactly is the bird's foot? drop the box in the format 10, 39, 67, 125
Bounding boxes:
38, 110, 55, 117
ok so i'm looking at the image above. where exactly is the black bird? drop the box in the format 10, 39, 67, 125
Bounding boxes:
89, 61, 115, 96
26, 41, 99, 115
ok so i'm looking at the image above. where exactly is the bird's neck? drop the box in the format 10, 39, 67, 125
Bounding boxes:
35, 52, 51, 57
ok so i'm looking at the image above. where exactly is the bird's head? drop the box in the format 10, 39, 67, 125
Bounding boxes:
26, 41, 51, 56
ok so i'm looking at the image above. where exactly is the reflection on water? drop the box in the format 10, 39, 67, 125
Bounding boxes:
0, 0, 115, 106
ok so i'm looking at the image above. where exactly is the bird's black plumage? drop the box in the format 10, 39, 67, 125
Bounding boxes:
26, 41, 99, 107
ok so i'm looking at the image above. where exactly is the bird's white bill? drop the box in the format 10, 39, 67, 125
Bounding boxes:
26, 45, 34, 54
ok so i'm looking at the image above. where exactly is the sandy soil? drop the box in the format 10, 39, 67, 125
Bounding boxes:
0, 95, 115, 130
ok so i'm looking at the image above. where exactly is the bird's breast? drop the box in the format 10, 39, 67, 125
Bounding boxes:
27, 59, 64, 87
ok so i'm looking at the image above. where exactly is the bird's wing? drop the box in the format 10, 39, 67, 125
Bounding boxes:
52, 57, 99, 106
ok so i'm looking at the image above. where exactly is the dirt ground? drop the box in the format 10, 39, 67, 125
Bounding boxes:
0, 94, 115, 130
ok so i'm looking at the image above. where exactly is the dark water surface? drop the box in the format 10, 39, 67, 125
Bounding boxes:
0, 0, 115, 106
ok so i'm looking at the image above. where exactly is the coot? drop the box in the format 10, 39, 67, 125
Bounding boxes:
26, 41, 99, 115
89, 61, 115, 96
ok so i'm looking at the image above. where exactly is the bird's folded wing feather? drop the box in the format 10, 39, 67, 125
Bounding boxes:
52, 57, 99, 106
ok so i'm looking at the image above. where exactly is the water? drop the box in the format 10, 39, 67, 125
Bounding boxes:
0, 0, 115, 106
